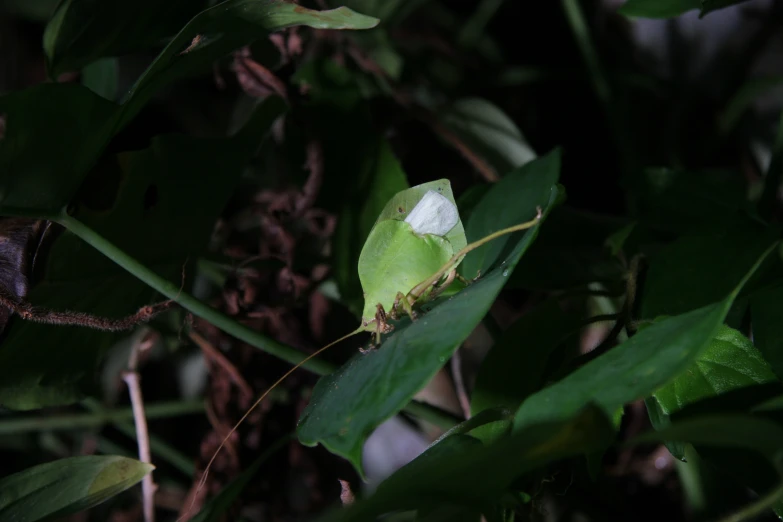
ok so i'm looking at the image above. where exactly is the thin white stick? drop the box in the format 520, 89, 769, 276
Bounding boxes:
123, 333, 157, 522
450, 349, 471, 419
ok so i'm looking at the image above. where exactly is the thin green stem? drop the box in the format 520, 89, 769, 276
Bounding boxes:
57, 213, 333, 375
717, 479, 783, 522
0, 400, 203, 435
403, 400, 463, 430
410, 211, 542, 299
81, 398, 195, 477
56, 213, 459, 431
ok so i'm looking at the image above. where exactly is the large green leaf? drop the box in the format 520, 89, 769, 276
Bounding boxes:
639, 218, 778, 319
652, 325, 778, 416
0, 97, 286, 409
314, 405, 615, 522
43, 0, 206, 75
3, 3, 377, 217
0, 455, 152, 521
514, 240, 778, 430
112, 1, 379, 130
470, 298, 583, 415
297, 150, 562, 474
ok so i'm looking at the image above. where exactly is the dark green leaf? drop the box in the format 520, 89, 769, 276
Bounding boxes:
652, 325, 778, 416
0, 84, 117, 216
751, 283, 783, 380
471, 298, 582, 415
43, 0, 206, 75
112, 1, 379, 130
0, 455, 152, 521
514, 240, 777, 430
297, 150, 562, 474
631, 415, 783, 459
315, 406, 614, 522
509, 207, 628, 291
640, 218, 778, 319
460, 148, 562, 279
332, 138, 408, 315
0, 97, 286, 409
628, 168, 758, 234
644, 396, 686, 459
80, 57, 119, 101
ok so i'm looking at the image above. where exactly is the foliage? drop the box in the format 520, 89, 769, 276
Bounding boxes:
2, 0, 783, 521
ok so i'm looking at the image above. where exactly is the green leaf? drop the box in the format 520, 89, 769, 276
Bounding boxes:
652, 325, 778, 416
437, 97, 536, 177
470, 298, 583, 415
0, 84, 117, 216
508, 206, 628, 291
297, 150, 562, 474
112, 1, 379, 130
332, 137, 409, 315
460, 149, 562, 279
514, 240, 777, 430
617, 0, 700, 18
43, 0, 206, 76
5, 4, 377, 220
314, 406, 614, 522
631, 415, 783, 459
0, 97, 286, 409
751, 283, 783, 380
640, 218, 778, 319
0, 455, 152, 521
80, 57, 119, 101
629, 168, 758, 234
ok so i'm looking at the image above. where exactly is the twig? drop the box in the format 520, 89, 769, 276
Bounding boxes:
450, 348, 471, 419
0, 286, 174, 331
123, 333, 157, 522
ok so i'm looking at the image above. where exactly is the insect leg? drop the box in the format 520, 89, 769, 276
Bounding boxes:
373, 303, 390, 345
426, 268, 457, 301
391, 291, 418, 321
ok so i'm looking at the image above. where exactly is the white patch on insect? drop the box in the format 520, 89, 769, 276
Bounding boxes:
404, 190, 458, 237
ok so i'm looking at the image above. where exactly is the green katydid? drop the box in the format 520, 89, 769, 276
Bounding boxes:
192, 179, 542, 503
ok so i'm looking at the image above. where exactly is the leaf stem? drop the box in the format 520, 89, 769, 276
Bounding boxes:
0, 400, 204, 435
57, 213, 334, 375
717, 478, 783, 522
